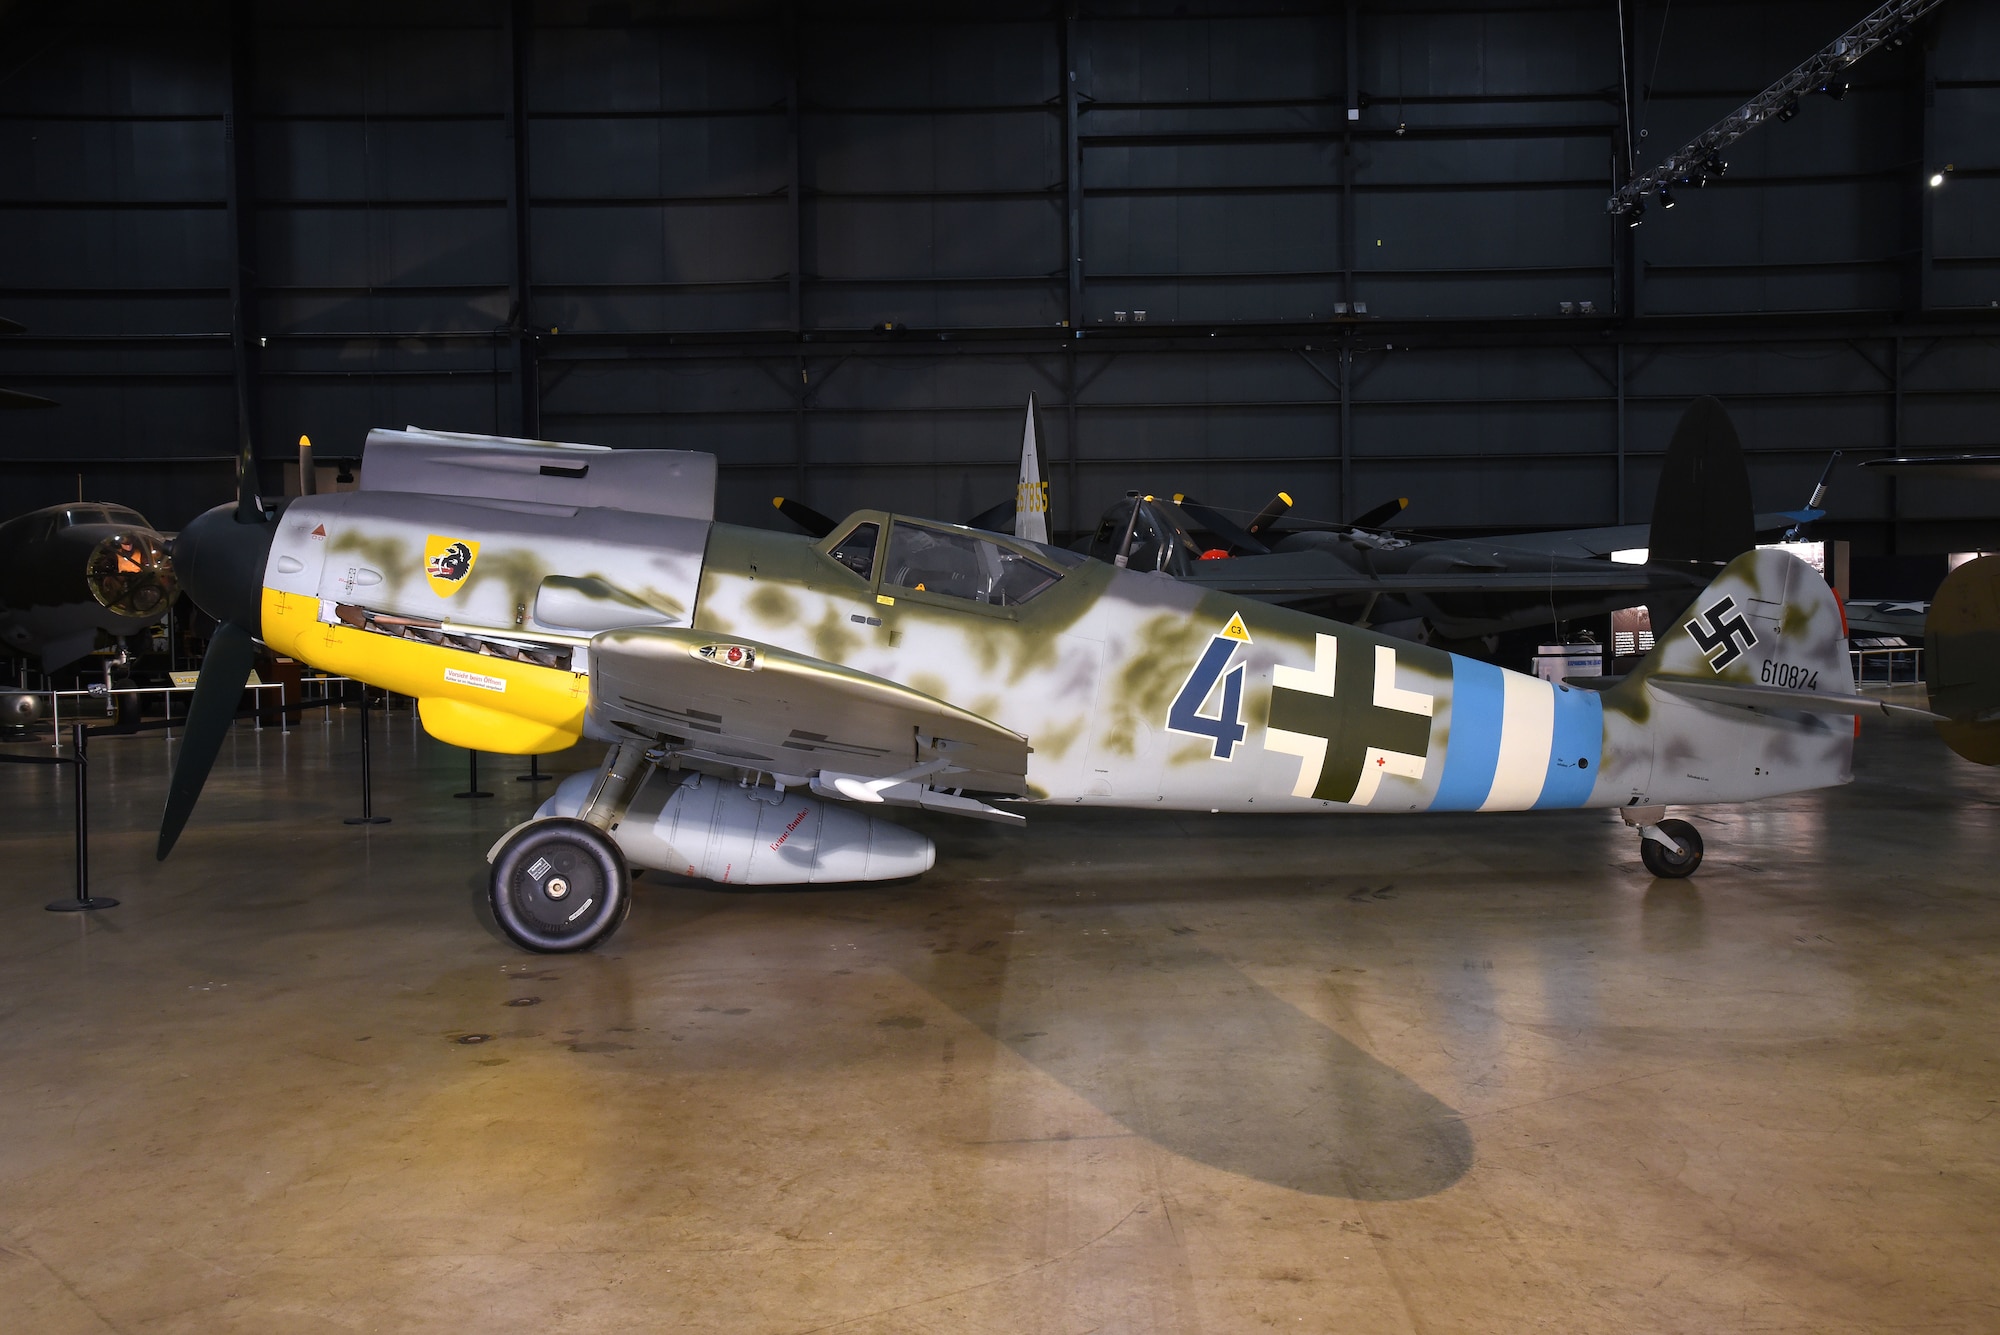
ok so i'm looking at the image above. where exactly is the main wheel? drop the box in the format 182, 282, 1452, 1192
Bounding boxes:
489, 817, 631, 952
1639, 817, 1704, 878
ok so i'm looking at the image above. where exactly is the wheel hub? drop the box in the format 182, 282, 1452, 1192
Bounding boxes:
512, 845, 603, 933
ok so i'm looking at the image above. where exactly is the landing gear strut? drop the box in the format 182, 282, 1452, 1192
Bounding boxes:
485, 738, 661, 952
1624, 808, 1704, 879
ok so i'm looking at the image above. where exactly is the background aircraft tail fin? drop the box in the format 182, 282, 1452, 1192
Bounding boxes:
1927, 554, 2000, 765
1645, 395, 1756, 634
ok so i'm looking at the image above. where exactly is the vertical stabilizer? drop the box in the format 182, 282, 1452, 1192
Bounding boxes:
1605, 547, 1854, 805
1014, 395, 1050, 545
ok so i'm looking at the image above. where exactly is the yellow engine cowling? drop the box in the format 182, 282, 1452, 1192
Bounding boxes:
261, 588, 586, 755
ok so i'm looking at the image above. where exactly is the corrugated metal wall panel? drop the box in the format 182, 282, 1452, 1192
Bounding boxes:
0, 0, 1991, 560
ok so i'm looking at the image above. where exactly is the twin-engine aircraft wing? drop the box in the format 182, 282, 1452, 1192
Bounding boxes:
587, 626, 1029, 822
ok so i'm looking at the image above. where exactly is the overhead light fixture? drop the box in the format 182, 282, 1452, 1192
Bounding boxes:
1578, 300, 1596, 315
1777, 98, 1800, 122
1816, 76, 1849, 100
1703, 153, 1728, 180
1929, 171, 1946, 188
1659, 186, 1677, 209
1625, 200, 1645, 228
1559, 301, 1575, 315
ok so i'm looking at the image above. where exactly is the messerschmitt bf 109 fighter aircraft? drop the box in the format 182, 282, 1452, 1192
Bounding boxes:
151, 427, 1947, 954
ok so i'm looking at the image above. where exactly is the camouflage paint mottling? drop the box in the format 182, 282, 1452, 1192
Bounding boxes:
809, 605, 860, 662
747, 585, 801, 626
462, 549, 548, 623
1035, 716, 1085, 761
1100, 612, 1211, 757
326, 532, 415, 597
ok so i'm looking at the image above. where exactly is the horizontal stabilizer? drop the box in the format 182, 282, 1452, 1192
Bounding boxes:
1649, 674, 1944, 720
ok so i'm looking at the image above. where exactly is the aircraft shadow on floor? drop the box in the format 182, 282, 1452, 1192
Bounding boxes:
913, 902, 1475, 1202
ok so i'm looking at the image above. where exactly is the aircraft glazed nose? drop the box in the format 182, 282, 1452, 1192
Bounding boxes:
173, 502, 275, 632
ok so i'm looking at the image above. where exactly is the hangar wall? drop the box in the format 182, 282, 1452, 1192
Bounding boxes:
1, 0, 1995, 553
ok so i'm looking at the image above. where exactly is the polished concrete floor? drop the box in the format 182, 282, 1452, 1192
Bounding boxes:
2, 704, 1997, 1333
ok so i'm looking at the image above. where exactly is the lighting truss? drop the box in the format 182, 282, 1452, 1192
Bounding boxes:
1608, 0, 1944, 218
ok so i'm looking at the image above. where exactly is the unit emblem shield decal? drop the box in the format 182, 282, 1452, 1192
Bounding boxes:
424, 535, 480, 596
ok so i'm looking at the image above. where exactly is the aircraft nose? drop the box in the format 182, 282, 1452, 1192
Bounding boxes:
171, 502, 276, 632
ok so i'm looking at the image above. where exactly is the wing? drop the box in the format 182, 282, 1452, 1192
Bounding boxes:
586, 626, 1029, 799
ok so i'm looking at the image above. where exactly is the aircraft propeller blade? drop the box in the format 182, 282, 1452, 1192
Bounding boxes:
157, 620, 258, 859
0, 386, 58, 409
1172, 495, 1270, 555
156, 432, 286, 856
1247, 491, 1293, 536
1349, 496, 1409, 531
298, 434, 317, 496
772, 496, 837, 539
232, 403, 262, 524
965, 497, 1015, 533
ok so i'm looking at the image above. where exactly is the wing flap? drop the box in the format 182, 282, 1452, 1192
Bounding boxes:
587, 627, 1029, 795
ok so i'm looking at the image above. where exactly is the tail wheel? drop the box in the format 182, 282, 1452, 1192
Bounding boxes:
1639, 818, 1704, 879
489, 817, 631, 953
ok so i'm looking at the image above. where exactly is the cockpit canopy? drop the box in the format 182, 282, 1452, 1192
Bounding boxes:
821, 513, 1083, 609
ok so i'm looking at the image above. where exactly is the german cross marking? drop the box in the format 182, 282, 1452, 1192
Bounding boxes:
1266, 636, 1432, 804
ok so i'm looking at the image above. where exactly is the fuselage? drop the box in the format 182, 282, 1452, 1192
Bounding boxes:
254, 494, 1853, 817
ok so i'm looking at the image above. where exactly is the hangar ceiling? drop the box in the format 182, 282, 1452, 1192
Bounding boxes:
0, 0, 1995, 551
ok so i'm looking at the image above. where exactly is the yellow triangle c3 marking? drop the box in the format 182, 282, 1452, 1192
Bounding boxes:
1219, 612, 1251, 643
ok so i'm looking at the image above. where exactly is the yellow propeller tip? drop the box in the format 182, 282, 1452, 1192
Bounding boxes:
771, 496, 785, 508
299, 434, 311, 447
1278, 492, 1293, 506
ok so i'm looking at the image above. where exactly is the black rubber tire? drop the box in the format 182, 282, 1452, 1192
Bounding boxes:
1639, 817, 1704, 878
489, 817, 631, 953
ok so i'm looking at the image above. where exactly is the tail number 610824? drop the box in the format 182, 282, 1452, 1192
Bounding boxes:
1760, 659, 1818, 690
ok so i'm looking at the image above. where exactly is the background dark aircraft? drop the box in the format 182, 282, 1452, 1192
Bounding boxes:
1082, 397, 1823, 657
0, 502, 176, 672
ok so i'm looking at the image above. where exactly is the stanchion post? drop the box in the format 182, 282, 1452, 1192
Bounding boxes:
343, 687, 391, 826
47, 721, 118, 912
455, 748, 493, 799
515, 753, 550, 783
